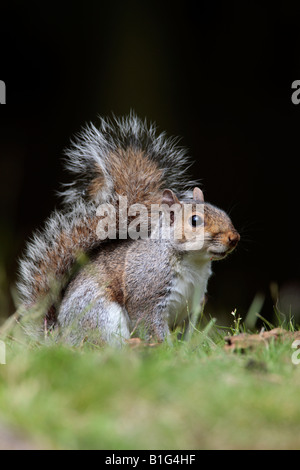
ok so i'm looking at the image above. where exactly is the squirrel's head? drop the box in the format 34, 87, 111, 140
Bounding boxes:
202, 202, 240, 261
161, 187, 240, 260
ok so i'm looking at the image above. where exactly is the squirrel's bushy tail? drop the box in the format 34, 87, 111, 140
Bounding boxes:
17, 113, 196, 316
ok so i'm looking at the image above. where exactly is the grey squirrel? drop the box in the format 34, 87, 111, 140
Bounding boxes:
17, 113, 240, 345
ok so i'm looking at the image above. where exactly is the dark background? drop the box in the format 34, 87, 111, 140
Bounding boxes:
1, 1, 300, 326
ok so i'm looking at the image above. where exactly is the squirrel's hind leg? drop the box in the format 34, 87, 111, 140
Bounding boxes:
57, 278, 131, 346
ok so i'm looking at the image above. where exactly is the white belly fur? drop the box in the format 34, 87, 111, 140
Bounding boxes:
167, 254, 212, 328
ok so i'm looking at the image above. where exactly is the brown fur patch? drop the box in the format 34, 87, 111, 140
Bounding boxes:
88, 148, 164, 208
93, 241, 132, 305
31, 215, 100, 301
88, 170, 106, 200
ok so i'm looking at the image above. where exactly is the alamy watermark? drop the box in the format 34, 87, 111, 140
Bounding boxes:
291, 339, 300, 365
0, 340, 6, 365
95, 194, 205, 251
291, 80, 300, 104
0, 80, 6, 104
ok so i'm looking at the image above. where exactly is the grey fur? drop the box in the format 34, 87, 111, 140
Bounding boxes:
17, 113, 197, 307
61, 112, 198, 205
17, 113, 239, 345
58, 238, 179, 345
17, 199, 97, 304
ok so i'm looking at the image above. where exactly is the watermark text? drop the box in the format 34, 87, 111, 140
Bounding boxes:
0, 340, 6, 365
291, 339, 300, 365
0, 80, 6, 104
95, 195, 205, 250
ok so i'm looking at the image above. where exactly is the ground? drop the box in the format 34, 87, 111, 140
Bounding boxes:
0, 314, 299, 450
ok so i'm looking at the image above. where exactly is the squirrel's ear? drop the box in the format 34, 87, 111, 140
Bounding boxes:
193, 187, 204, 203
162, 189, 181, 207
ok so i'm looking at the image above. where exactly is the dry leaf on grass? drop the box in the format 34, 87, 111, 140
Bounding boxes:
224, 328, 300, 352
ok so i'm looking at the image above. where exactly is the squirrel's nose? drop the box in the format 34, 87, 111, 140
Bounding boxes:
227, 231, 240, 247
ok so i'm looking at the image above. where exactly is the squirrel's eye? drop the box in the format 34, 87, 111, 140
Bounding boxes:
189, 214, 203, 227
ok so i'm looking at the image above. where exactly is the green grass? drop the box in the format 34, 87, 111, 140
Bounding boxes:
0, 314, 299, 449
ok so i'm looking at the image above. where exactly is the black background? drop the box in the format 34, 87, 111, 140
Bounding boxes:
1, 1, 300, 325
